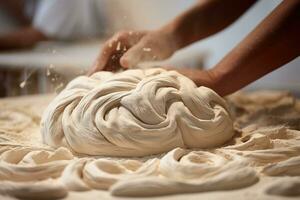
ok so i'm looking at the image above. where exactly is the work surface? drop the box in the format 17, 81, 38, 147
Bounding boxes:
0, 91, 300, 199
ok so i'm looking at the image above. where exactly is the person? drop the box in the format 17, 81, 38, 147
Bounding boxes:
0, 0, 107, 50
88, 0, 300, 96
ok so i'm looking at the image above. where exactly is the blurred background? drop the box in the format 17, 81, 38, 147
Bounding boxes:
0, 0, 299, 97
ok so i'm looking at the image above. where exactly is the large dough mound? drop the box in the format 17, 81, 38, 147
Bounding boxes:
41, 68, 234, 156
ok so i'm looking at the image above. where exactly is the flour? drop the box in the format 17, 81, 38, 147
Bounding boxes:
0, 78, 300, 199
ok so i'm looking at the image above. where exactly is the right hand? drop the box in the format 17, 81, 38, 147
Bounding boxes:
88, 29, 179, 75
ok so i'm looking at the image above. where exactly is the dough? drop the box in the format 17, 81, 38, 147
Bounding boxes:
1, 90, 300, 199
41, 68, 234, 156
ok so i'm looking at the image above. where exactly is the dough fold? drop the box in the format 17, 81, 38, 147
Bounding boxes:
41, 68, 234, 156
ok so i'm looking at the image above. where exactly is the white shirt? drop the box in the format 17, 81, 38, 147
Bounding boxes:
27, 0, 107, 40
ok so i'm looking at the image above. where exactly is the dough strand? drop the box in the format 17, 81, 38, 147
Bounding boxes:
41, 68, 234, 156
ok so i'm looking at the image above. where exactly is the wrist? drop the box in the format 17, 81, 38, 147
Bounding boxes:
205, 68, 220, 91
159, 22, 183, 52
206, 67, 232, 97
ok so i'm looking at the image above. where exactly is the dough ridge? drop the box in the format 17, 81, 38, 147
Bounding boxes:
41, 68, 234, 156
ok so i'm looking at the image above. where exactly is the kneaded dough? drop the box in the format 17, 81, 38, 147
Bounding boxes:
41, 68, 234, 156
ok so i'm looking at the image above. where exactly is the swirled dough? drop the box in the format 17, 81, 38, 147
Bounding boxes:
41, 68, 234, 156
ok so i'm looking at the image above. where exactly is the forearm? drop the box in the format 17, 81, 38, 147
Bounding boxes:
161, 0, 257, 49
0, 0, 30, 25
0, 26, 47, 50
164, 67, 215, 89
209, 0, 300, 96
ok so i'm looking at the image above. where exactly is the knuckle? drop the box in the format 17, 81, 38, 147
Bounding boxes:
103, 41, 113, 50
114, 33, 122, 39
115, 30, 129, 40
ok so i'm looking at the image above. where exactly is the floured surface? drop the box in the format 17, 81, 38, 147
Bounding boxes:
0, 91, 300, 199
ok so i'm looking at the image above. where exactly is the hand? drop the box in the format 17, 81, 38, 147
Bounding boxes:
88, 29, 179, 75
163, 67, 228, 96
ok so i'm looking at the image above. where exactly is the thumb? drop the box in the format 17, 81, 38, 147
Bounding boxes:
120, 42, 155, 69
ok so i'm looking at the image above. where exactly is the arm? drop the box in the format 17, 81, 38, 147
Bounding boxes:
199, 0, 300, 96
0, 0, 46, 50
0, 0, 30, 25
89, 0, 256, 74
0, 27, 47, 50
172, 0, 300, 96
0, 0, 47, 50
164, 0, 257, 49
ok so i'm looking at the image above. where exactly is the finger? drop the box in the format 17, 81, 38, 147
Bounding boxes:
104, 52, 124, 71
104, 42, 130, 71
93, 32, 129, 71
87, 55, 108, 76
87, 66, 96, 76
120, 42, 155, 68
97, 42, 119, 69
90, 31, 147, 72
